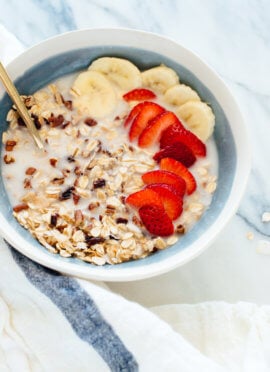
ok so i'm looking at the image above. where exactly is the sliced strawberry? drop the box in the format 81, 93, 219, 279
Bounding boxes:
153, 142, 196, 167
160, 157, 197, 195
123, 88, 156, 102
159, 121, 185, 145
146, 183, 183, 220
138, 111, 181, 148
124, 101, 146, 127
139, 204, 174, 236
160, 123, 206, 156
142, 170, 186, 197
126, 188, 163, 209
129, 102, 165, 141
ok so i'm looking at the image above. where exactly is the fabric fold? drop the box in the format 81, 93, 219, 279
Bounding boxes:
0, 238, 224, 371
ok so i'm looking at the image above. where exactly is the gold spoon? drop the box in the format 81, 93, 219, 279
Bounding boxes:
0, 62, 44, 150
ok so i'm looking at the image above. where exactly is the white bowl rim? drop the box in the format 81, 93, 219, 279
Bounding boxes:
0, 28, 251, 281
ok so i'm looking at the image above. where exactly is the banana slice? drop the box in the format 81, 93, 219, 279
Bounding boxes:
141, 66, 179, 94
71, 71, 116, 118
164, 84, 201, 106
88, 57, 142, 91
176, 101, 215, 141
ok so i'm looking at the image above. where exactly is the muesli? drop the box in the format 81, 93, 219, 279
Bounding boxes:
1, 57, 217, 265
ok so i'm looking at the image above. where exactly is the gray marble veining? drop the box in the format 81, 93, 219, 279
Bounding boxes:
1, 0, 270, 305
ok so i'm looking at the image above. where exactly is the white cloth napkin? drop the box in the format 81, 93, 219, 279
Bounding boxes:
0, 27, 269, 372
0, 239, 224, 372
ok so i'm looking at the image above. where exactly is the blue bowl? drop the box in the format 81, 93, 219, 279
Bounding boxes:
0, 29, 250, 281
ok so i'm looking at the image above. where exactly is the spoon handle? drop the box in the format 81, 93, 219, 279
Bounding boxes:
0, 62, 44, 150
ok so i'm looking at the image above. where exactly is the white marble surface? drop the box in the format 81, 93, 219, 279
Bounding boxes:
1, 0, 270, 306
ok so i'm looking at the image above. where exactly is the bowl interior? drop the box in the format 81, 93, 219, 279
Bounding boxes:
0, 44, 236, 277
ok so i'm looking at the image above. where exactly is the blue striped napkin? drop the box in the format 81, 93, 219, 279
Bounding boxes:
0, 238, 223, 371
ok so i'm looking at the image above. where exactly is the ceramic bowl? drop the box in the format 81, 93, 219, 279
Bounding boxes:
0, 28, 250, 281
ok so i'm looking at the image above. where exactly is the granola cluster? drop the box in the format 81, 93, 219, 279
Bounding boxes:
1, 83, 217, 265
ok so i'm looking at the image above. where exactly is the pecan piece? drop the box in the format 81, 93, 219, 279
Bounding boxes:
5, 140, 17, 151
13, 204, 29, 213
57, 224, 68, 233
51, 177, 65, 185
67, 156, 75, 163
88, 202, 100, 211
74, 166, 82, 176
107, 204, 116, 209
84, 117, 97, 127
23, 178, 32, 189
176, 224, 185, 234
50, 214, 58, 227
93, 178, 106, 189
64, 100, 73, 110
49, 158, 57, 167
85, 236, 105, 247
59, 186, 75, 201
116, 217, 128, 224
62, 121, 71, 129
105, 205, 116, 215
60, 95, 73, 110
3, 154, 15, 164
25, 167, 36, 175
48, 113, 65, 127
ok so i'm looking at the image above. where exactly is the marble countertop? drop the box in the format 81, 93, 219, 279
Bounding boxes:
1, 0, 270, 307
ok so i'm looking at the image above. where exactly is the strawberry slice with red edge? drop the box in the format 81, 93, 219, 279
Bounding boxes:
153, 142, 196, 167
146, 183, 183, 220
124, 101, 146, 128
160, 123, 206, 157
159, 121, 185, 145
123, 88, 156, 102
139, 204, 174, 236
126, 188, 163, 209
160, 157, 197, 195
142, 170, 186, 197
138, 111, 181, 148
129, 102, 165, 141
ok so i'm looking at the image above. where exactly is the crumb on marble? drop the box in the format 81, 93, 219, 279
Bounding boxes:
262, 212, 270, 223
246, 231, 254, 241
